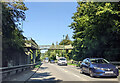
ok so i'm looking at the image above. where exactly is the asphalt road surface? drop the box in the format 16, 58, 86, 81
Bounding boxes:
28, 62, 119, 82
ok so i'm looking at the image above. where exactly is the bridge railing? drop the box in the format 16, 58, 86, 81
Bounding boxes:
0, 62, 40, 78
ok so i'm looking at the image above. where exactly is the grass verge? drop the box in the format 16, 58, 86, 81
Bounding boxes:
35, 62, 42, 68
67, 63, 77, 66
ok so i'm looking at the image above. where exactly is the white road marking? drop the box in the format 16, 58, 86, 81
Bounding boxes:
48, 63, 87, 81
64, 71, 68, 72
73, 74, 81, 78
60, 68, 68, 72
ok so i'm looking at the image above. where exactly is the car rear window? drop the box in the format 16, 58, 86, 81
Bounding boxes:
59, 58, 66, 60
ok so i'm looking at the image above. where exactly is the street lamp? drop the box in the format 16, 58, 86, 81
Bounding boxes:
20, 19, 29, 31
19, 19, 23, 31
22, 19, 23, 30
63, 35, 65, 57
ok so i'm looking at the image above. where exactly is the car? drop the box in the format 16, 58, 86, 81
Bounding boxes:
44, 59, 49, 63
50, 60, 55, 63
80, 58, 119, 78
57, 58, 67, 66
44, 57, 49, 63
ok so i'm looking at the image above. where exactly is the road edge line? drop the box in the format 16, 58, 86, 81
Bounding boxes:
24, 65, 41, 83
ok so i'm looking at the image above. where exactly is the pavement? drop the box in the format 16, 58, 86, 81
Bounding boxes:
2, 67, 39, 81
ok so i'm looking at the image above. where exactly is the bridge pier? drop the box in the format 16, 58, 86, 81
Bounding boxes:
33, 50, 36, 64
66, 49, 68, 54
25, 48, 39, 64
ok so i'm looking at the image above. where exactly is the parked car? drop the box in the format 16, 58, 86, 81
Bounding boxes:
50, 60, 55, 63
44, 57, 49, 63
57, 58, 67, 66
44, 59, 49, 63
80, 58, 119, 78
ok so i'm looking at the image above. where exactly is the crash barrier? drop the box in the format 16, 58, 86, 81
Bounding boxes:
0, 62, 40, 78
111, 62, 120, 69
68, 61, 120, 69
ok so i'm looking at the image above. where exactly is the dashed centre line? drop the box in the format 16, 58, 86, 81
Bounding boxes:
48, 63, 87, 81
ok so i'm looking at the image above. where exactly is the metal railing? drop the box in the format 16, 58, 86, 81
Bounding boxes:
68, 61, 120, 69
111, 62, 120, 69
0, 62, 40, 78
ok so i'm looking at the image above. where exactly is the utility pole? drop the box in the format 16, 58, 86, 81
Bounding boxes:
21, 19, 29, 31
22, 19, 23, 30
20, 19, 23, 31
63, 35, 64, 57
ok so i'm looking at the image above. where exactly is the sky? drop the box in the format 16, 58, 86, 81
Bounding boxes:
23, 2, 78, 46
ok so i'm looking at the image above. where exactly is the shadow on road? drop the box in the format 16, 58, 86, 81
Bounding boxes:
29, 77, 62, 82
28, 71, 63, 82
28, 66, 63, 82
33, 72, 51, 78
82, 73, 118, 79
76, 67, 81, 69
40, 67, 48, 70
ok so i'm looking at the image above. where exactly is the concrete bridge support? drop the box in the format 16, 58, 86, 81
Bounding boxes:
33, 50, 36, 64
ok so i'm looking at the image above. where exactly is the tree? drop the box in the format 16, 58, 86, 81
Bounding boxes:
69, 2, 120, 61
2, 2, 28, 51
59, 34, 72, 45
45, 35, 72, 60
52, 43, 54, 45
2, 2, 28, 67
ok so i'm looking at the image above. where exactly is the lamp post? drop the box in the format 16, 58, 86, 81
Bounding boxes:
22, 19, 23, 30
63, 35, 65, 57
19, 19, 23, 31
21, 19, 29, 31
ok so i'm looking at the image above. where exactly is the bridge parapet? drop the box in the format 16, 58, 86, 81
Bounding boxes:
39, 44, 73, 50
24, 38, 39, 50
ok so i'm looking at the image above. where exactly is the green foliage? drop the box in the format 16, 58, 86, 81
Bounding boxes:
59, 34, 72, 45
69, 2, 120, 61
35, 50, 41, 62
2, 2, 28, 66
2, 2, 28, 52
67, 63, 77, 66
44, 49, 56, 61
35, 62, 41, 68
44, 35, 73, 60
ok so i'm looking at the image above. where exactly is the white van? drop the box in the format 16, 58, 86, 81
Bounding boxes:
44, 57, 49, 63
57, 58, 67, 66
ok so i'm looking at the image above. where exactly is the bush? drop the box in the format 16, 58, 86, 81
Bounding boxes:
35, 62, 41, 68
76, 61, 82, 67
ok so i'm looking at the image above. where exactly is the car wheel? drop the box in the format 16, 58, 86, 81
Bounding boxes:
89, 70, 94, 77
59, 64, 61, 66
80, 67, 84, 74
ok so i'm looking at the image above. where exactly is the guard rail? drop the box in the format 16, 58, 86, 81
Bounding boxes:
68, 61, 120, 69
0, 62, 40, 78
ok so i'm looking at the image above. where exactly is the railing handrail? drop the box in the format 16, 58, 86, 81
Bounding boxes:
0, 62, 39, 71
110, 62, 120, 64
68, 61, 120, 65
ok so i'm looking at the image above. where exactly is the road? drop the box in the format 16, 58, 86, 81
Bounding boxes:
27, 62, 119, 82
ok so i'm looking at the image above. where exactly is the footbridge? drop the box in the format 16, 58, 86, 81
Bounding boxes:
39, 45, 73, 50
